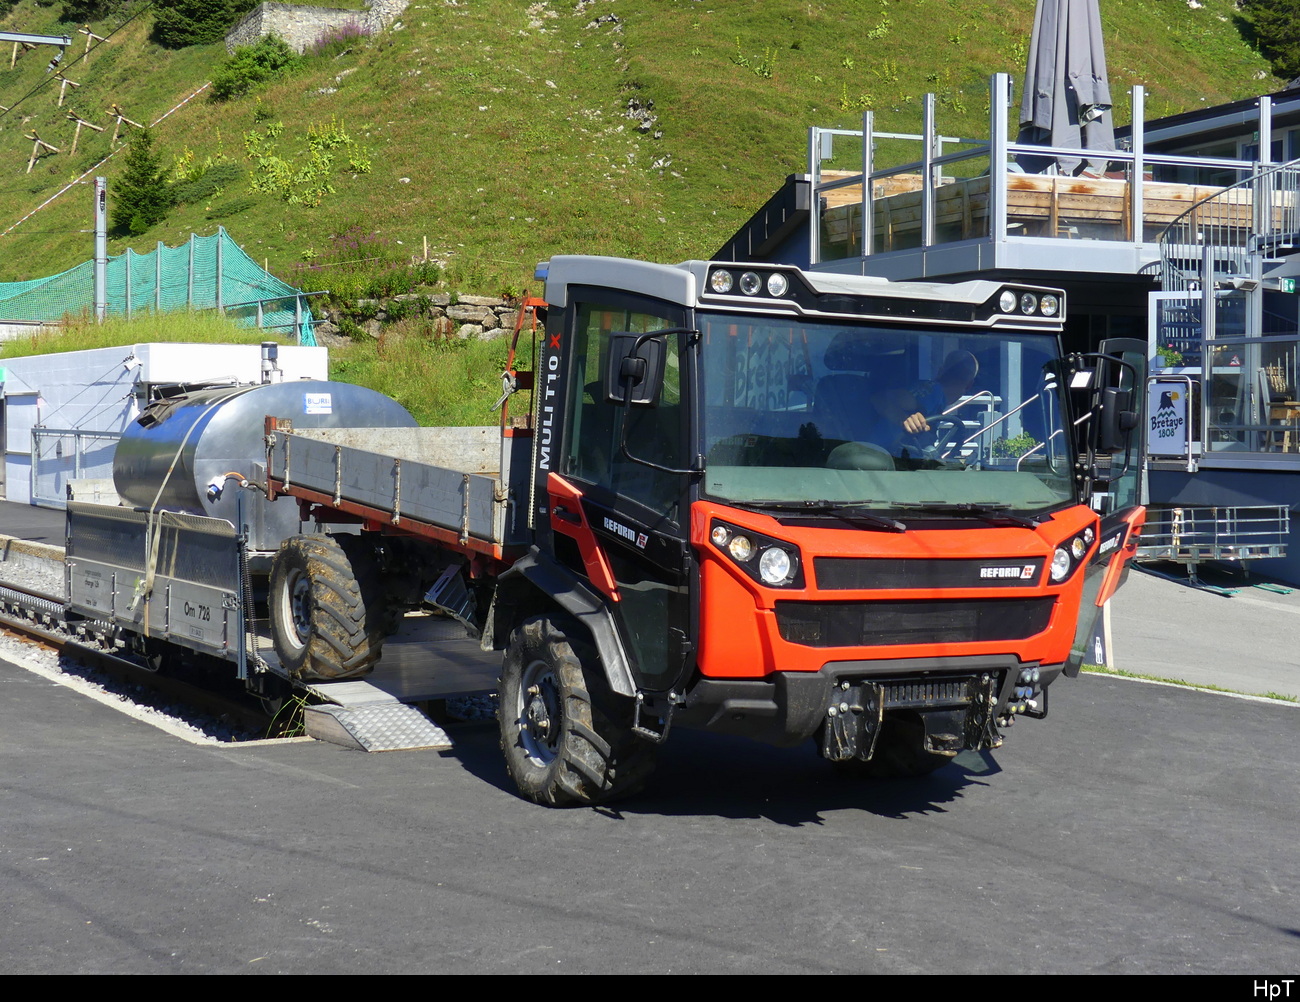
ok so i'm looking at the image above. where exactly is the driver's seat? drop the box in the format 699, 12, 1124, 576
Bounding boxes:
812, 374, 875, 442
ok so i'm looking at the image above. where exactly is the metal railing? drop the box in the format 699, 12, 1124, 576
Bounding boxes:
31, 427, 120, 508
808, 73, 1273, 266
1137, 505, 1290, 564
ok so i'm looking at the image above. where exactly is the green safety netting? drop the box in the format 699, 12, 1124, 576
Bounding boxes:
0, 227, 316, 345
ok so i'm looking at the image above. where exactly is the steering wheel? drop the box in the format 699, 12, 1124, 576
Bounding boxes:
899, 410, 971, 462
826, 441, 895, 471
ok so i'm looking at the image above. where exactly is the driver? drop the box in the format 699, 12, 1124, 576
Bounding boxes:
869, 349, 979, 446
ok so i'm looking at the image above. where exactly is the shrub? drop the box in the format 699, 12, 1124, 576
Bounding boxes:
308, 21, 372, 59
243, 118, 370, 206
153, 0, 258, 49
171, 161, 243, 206
206, 196, 258, 220
211, 34, 300, 102
336, 316, 366, 341
992, 432, 1038, 459
56, 0, 128, 22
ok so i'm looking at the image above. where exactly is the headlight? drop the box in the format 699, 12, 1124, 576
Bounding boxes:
1048, 528, 1095, 584
998, 290, 1017, 313
758, 547, 793, 585
709, 519, 803, 588
710, 269, 734, 294
1020, 292, 1038, 315
728, 534, 755, 562
740, 271, 762, 296
766, 272, 789, 297
1039, 293, 1059, 317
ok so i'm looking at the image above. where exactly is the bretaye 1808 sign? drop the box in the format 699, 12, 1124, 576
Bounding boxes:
1147, 380, 1189, 456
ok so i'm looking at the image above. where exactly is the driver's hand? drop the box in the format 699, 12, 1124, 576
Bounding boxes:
902, 412, 930, 434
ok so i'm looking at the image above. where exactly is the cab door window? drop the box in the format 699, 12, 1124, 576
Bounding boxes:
562, 301, 685, 522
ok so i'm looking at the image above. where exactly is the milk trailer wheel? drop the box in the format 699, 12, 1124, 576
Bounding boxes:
268, 534, 392, 681
498, 615, 655, 806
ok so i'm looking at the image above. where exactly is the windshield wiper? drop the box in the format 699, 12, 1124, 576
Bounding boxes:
889, 502, 1042, 529
746, 499, 907, 533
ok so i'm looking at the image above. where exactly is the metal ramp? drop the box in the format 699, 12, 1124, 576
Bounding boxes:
286, 612, 501, 753
302, 696, 452, 753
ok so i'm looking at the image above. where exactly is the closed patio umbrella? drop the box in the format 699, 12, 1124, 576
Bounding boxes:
1017, 0, 1115, 177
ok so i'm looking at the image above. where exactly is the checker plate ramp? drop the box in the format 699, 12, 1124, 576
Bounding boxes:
304, 700, 453, 753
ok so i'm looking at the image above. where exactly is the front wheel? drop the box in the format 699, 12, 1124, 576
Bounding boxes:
498, 615, 654, 806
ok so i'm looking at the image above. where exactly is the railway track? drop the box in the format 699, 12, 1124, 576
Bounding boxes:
0, 582, 279, 738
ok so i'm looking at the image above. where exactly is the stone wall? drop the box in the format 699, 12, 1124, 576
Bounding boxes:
226, 0, 409, 54
313, 293, 524, 346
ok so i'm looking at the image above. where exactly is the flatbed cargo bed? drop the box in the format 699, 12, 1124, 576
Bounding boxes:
266, 423, 533, 557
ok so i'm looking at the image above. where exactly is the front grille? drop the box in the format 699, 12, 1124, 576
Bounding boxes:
815, 556, 1044, 590
775, 597, 1055, 647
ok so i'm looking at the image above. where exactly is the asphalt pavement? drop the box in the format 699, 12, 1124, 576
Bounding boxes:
1, 538, 1297, 973
1109, 563, 1300, 700
2, 566, 1298, 974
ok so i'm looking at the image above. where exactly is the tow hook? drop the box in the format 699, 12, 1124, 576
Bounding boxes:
821, 680, 884, 762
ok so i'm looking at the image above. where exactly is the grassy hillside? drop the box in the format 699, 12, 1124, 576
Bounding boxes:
0, 0, 1278, 299
0, 310, 530, 426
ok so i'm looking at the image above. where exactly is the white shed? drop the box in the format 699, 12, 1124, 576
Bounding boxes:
0, 342, 327, 506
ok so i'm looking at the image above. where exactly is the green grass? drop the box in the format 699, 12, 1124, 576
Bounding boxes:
0, 311, 286, 357
328, 316, 537, 426
0, 0, 1277, 298
1082, 664, 1299, 704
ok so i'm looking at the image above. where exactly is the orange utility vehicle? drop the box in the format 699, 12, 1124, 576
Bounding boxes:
263, 256, 1146, 805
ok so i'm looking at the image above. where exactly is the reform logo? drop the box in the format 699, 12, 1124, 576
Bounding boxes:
603, 516, 648, 549
979, 565, 1037, 580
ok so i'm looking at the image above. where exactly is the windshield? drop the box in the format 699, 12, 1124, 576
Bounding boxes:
698, 313, 1073, 513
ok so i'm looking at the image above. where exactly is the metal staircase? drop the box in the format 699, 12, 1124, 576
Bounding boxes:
1159, 160, 1300, 344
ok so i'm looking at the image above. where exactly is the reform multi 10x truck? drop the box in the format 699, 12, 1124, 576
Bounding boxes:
58, 257, 1138, 805
247, 255, 1146, 805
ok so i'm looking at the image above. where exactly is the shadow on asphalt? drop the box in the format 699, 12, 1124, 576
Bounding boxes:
447, 722, 1002, 825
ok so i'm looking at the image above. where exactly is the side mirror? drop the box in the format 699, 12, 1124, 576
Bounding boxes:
605, 331, 666, 406
1096, 386, 1138, 453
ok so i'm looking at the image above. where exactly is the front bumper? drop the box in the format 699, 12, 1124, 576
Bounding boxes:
672, 655, 1063, 750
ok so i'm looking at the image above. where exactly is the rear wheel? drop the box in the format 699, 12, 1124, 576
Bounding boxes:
498, 615, 655, 806
268, 534, 394, 681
